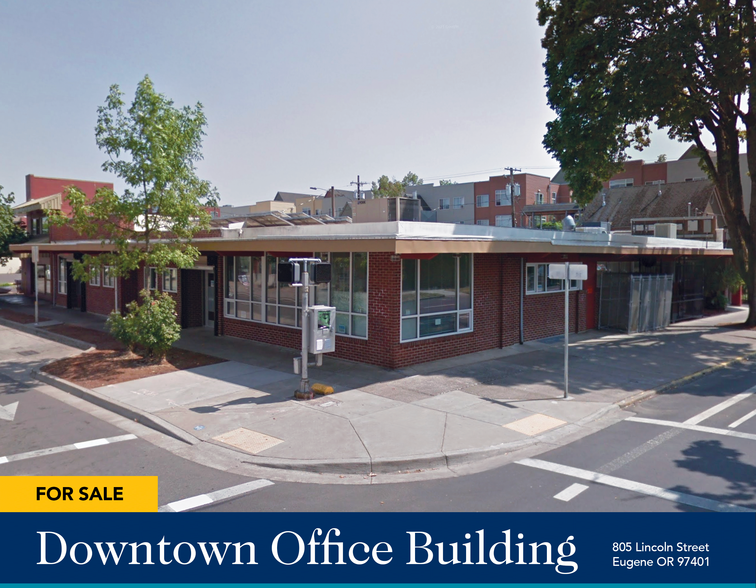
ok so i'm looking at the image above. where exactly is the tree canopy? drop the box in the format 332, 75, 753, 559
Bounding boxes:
0, 186, 27, 267
538, 1, 756, 323
55, 75, 218, 282
371, 171, 423, 198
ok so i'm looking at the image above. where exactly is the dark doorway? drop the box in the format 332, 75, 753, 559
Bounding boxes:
180, 270, 204, 328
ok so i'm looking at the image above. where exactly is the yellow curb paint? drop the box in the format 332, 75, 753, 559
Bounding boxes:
312, 383, 334, 395
0, 476, 158, 512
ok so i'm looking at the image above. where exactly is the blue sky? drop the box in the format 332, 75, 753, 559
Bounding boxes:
0, 0, 685, 206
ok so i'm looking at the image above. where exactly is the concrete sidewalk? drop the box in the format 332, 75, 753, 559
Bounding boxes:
3, 294, 756, 478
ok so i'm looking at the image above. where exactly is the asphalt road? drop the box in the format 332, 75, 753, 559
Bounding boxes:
2, 323, 755, 513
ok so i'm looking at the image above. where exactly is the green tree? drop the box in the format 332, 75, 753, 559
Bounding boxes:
371, 171, 423, 198
538, 2, 756, 325
0, 186, 27, 267
54, 75, 218, 285
438, 179, 457, 186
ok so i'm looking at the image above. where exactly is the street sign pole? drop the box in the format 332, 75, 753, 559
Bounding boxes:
299, 261, 310, 397
564, 261, 569, 399
32, 246, 39, 325
549, 262, 587, 400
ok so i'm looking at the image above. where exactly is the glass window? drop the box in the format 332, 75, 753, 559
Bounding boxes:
223, 252, 368, 339
526, 263, 583, 294
236, 257, 250, 301
58, 258, 67, 295
476, 220, 489, 226
103, 266, 115, 288
453, 197, 464, 209
331, 253, 350, 313
439, 198, 450, 210
148, 267, 158, 290
89, 266, 101, 287
476, 194, 489, 208
495, 190, 511, 206
163, 268, 178, 293
402, 254, 473, 342
352, 252, 367, 315
401, 259, 417, 317
495, 215, 512, 227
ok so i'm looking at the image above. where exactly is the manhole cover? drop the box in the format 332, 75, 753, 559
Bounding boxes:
213, 427, 283, 454
16, 350, 39, 356
504, 413, 566, 436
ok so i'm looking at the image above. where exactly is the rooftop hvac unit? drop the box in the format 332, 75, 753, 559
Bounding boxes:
654, 223, 678, 239
575, 226, 607, 234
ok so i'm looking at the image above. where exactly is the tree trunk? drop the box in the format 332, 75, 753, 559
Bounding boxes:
747, 267, 756, 326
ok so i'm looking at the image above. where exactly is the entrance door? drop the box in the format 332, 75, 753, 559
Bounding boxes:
206, 271, 215, 328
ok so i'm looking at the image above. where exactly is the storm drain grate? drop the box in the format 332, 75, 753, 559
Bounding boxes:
504, 413, 566, 436
213, 427, 283, 454
16, 350, 40, 356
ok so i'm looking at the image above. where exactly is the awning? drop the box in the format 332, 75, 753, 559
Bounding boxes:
11, 193, 62, 214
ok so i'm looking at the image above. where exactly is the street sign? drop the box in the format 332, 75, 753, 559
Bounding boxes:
548, 263, 587, 280
31, 246, 39, 264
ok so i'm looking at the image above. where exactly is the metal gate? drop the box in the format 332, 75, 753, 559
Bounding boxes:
599, 273, 673, 333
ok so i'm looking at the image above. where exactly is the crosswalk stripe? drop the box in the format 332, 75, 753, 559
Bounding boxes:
159, 479, 274, 512
517, 457, 753, 513
684, 389, 755, 425
729, 408, 756, 429
627, 416, 756, 441
0, 434, 136, 464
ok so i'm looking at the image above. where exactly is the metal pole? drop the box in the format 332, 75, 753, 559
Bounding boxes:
564, 261, 569, 399
34, 261, 39, 325
299, 262, 310, 396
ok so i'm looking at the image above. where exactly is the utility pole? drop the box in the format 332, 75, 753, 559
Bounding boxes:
506, 167, 521, 228
329, 186, 336, 217
350, 175, 370, 200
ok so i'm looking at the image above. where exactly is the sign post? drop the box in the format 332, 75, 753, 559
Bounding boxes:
31, 246, 39, 325
548, 262, 588, 399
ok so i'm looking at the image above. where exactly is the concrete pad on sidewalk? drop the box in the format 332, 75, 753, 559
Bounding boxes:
352, 404, 447, 460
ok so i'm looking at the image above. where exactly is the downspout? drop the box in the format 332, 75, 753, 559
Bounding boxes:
520, 257, 524, 344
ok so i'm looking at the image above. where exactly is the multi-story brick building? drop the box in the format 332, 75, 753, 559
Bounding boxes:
473, 173, 573, 228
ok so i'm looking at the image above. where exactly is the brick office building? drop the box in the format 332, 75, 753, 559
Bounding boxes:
12, 219, 729, 369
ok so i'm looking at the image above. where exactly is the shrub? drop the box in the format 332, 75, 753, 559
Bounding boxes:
107, 289, 180, 360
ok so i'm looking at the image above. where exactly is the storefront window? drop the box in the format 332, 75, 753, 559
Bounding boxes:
401, 254, 473, 341
224, 252, 368, 339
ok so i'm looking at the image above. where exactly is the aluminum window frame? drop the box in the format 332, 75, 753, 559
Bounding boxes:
495, 190, 511, 206
476, 194, 489, 208
103, 266, 115, 289
400, 253, 474, 343
58, 258, 67, 295
163, 268, 178, 293
525, 263, 582, 295
223, 252, 369, 340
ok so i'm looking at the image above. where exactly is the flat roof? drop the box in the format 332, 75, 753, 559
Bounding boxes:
11, 221, 730, 257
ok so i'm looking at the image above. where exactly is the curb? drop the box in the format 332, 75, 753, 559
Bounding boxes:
33, 368, 198, 446
0, 317, 94, 351
616, 350, 756, 409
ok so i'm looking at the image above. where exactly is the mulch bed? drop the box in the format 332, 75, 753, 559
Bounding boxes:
0, 309, 49, 324
40, 325, 225, 388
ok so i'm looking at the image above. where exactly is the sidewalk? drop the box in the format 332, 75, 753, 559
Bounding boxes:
3, 294, 756, 478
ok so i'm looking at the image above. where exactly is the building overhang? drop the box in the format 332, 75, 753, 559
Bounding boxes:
11, 193, 62, 215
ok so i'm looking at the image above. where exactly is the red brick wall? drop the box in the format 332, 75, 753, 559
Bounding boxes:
523, 290, 582, 341
86, 279, 116, 316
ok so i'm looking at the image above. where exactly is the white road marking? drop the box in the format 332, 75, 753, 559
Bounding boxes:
554, 483, 589, 502
627, 416, 756, 441
684, 389, 755, 425
517, 458, 754, 513
0, 401, 19, 421
0, 434, 136, 464
74, 438, 110, 449
159, 479, 274, 513
729, 408, 756, 429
